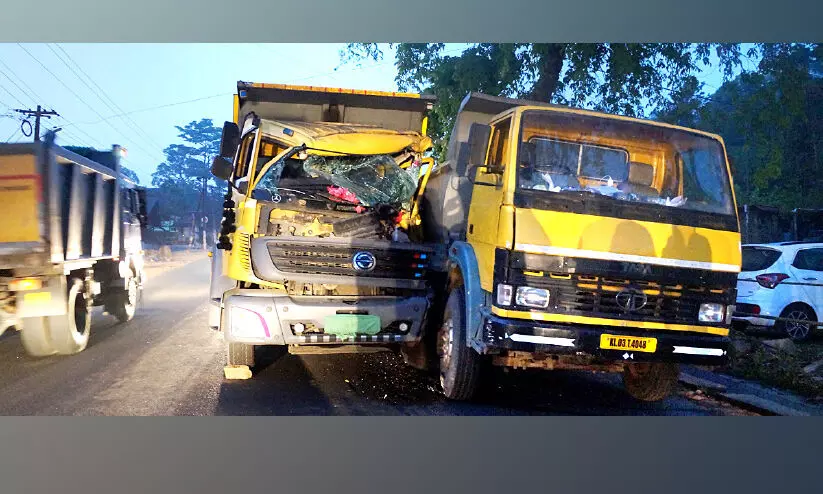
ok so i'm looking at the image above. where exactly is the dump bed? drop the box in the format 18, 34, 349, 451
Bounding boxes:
0, 137, 132, 269
234, 82, 436, 134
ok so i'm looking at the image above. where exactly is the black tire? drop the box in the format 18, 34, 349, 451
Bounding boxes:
107, 277, 138, 323
777, 304, 817, 342
623, 362, 679, 402
227, 342, 255, 367
51, 278, 92, 355
437, 288, 481, 401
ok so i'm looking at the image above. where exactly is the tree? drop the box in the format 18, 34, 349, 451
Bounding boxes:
121, 167, 140, 184
342, 43, 745, 157
150, 119, 224, 240
657, 43, 823, 210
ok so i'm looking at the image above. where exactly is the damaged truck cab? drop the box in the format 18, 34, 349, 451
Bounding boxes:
422, 93, 742, 402
209, 82, 442, 378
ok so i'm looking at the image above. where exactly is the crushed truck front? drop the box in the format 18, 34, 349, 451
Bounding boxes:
210, 83, 441, 375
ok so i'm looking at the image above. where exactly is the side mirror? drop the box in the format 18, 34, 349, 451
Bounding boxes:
219, 121, 240, 158
467, 123, 492, 173
211, 156, 233, 181
136, 188, 148, 229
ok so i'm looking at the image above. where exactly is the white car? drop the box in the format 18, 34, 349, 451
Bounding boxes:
734, 242, 823, 341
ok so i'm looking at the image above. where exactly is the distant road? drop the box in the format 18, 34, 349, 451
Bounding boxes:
0, 258, 751, 416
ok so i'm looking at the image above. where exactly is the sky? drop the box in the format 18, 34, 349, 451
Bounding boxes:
0, 43, 757, 185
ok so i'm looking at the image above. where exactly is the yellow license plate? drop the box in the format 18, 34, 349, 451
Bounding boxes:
600, 334, 657, 353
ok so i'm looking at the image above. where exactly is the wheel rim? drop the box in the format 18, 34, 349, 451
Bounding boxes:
786, 310, 811, 339
71, 285, 91, 339
437, 316, 455, 387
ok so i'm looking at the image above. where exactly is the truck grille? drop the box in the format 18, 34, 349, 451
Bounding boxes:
267, 242, 431, 280
505, 270, 734, 326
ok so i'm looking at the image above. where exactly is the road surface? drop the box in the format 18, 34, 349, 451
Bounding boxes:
0, 258, 753, 415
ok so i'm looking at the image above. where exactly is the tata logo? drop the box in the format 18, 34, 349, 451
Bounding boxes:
615, 288, 648, 312
352, 251, 376, 272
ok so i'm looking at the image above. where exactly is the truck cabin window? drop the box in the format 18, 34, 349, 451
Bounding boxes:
517, 110, 735, 216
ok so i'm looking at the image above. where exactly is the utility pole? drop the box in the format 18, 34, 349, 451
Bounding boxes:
14, 105, 59, 141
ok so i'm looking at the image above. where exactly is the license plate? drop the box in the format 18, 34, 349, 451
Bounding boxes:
600, 334, 657, 353
323, 314, 381, 337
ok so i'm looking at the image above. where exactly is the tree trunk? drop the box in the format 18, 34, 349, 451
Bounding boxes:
528, 44, 566, 102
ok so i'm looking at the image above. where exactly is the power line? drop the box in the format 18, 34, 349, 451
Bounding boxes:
0, 56, 45, 104
0, 80, 27, 107
49, 44, 168, 155
61, 92, 234, 127
4, 127, 20, 143
16, 43, 165, 163
14, 105, 59, 141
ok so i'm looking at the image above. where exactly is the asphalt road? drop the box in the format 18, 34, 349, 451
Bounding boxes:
0, 258, 752, 416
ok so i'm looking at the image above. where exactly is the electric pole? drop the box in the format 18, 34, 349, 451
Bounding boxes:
14, 105, 59, 141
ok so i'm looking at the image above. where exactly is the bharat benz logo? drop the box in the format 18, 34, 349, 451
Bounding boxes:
352, 251, 376, 272
615, 288, 648, 312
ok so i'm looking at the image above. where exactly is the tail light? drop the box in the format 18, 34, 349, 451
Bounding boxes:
756, 273, 789, 289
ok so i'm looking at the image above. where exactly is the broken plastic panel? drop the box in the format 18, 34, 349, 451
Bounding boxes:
304, 154, 417, 208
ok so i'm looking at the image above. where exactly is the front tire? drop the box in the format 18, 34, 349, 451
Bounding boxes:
623, 362, 679, 402
20, 316, 59, 357
437, 288, 481, 401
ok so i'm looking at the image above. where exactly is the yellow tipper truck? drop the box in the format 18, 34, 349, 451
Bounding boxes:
0, 133, 147, 356
208, 82, 442, 379
421, 92, 742, 401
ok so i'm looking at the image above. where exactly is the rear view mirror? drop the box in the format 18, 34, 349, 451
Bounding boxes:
467, 123, 492, 173
211, 156, 233, 181
219, 121, 240, 158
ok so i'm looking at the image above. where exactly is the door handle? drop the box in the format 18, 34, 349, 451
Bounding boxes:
802, 277, 818, 281
468, 224, 474, 234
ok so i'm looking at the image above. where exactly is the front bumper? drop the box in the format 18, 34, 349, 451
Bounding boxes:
220, 288, 428, 345
481, 314, 730, 366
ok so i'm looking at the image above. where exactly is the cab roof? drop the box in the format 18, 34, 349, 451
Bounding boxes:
258, 119, 433, 156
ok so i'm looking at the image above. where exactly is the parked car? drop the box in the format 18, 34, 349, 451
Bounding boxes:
733, 242, 823, 341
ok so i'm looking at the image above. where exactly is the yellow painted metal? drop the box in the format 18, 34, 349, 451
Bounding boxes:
0, 154, 41, 244
491, 306, 730, 336
247, 82, 423, 99
257, 120, 432, 156
513, 209, 742, 270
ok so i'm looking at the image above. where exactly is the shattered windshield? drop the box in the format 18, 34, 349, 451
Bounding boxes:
252, 152, 418, 209
517, 110, 735, 215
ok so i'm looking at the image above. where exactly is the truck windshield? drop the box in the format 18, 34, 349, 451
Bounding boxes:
517, 110, 735, 216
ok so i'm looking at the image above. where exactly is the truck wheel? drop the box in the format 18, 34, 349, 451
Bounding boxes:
20, 317, 59, 357
623, 362, 679, 402
51, 278, 92, 355
107, 277, 138, 323
437, 288, 481, 400
227, 342, 255, 367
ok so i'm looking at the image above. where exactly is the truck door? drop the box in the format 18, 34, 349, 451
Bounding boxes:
466, 116, 511, 291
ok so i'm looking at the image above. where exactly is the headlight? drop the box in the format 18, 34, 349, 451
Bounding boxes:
698, 303, 725, 323
231, 306, 269, 339
515, 287, 550, 309
496, 284, 513, 306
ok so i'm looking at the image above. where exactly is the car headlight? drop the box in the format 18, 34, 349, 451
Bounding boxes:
698, 303, 725, 323
515, 287, 550, 309
496, 284, 513, 306
231, 306, 270, 339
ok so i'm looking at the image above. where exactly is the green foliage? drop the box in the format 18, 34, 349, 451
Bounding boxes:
658, 43, 823, 210
343, 43, 743, 159
150, 119, 224, 231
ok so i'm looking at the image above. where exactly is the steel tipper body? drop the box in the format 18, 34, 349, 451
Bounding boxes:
421, 92, 742, 401
209, 82, 442, 378
0, 133, 147, 355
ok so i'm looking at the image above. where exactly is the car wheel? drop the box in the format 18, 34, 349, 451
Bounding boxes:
777, 304, 817, 342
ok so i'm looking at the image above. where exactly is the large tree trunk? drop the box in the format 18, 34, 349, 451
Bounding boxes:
528, 44, 566, 102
